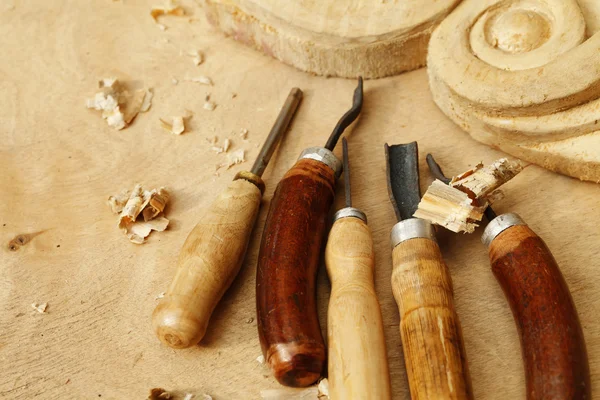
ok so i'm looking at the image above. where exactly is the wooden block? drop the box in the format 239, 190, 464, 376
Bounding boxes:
427, 0, 600, 182
202, 0, 462, 78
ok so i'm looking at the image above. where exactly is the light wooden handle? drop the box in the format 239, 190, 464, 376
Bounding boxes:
392, 237, 473, 400
325, 216, 391, 400
153, 178, 262, 349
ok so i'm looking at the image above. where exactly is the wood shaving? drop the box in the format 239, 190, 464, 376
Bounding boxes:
148, 388, 171, 399
155, 292, 166, 300
211, 138, 230, 154
203, 101, 216, 111
317, 378, 329, 398
86, 78, 152, 130
188, 50, 204, 66
31, 302, 48, 314
186, 76, 213, 86
414, 158, 523, 233
109, 184, 171, 244
239, 128, 248, 139
218, 149, 245, 170
256, 355, 265, 364
150, 0, 185, 22
160, 116, 185, 135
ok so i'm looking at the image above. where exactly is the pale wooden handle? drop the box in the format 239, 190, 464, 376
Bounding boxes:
325, 217, 391, 400
392, 238, 473, 400
152, 178, 262, 349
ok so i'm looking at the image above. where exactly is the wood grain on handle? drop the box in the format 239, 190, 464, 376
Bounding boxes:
153, 178, 262, 349
489, 225, 590, 400
325, 216, 391, 400
256, 158, 335, 387
392, 237, 473, 400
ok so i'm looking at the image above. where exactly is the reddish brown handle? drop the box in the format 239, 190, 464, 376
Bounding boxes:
488, 224, 590, 400
256, 158, 336, 387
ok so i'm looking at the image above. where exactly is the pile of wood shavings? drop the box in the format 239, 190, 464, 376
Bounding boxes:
86, 78, 153, 130
108, 184, 170, 244
414, 158, 523, 233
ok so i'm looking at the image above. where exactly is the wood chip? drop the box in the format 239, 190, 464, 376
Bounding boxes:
414, 158, 523, 233
31, 302, 48, 314
155, 292, 166, 300
188, 50, 204, 66
239, 128, 248, 139
127, 217, 169, 244
150, 0, 184, 22
211, 139, 230, 154
160, 116, 185, 135
203, 101, 216, 111
256, 355, 265, 364
86, 78, 152, 130
218, 149, 245, 169
186, 76, 213, 86
107, 189, 130, 214
148, 388, 171, 399
317, 378, 329, 398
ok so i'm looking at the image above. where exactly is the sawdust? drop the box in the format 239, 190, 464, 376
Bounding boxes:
109, 184, 170, 244
86, 78, 152, 130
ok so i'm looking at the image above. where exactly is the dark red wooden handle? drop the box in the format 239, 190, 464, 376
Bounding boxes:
488, 224, 590, 400
256, 158, 336, 387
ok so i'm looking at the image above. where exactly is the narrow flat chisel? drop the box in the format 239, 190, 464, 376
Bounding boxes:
152, 88, 303, 349
385, 142, 473, 400
325, 138, 391, 400
256, 78, 363, 387
427, 154, 591, 400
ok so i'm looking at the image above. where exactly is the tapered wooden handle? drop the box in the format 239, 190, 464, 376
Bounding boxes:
488, 225, 590, 400
152, 178, 262, 349
325, 216, 391, 400
256, 158, 336, 387
392, 237, 473, 400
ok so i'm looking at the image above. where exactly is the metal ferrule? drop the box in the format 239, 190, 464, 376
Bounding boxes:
333, 207, 367, 223
299, 147, 342, 178
482, 212, 527, 248
391, 218, 436, 248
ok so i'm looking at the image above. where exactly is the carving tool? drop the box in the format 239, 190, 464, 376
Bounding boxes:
325, 138, 391, 400
385, 142, 473, 400
427, 155, 591, 400
152, 88, 303, 349
256, 78, 363, 387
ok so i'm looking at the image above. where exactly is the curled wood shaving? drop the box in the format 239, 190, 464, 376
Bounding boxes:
150, 0, 184, 22
109, 185, 170, 244
414, 158, 522, 233
31, 302, 48, 314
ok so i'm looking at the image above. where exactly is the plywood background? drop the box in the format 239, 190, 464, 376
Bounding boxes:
1, 1, 599, 399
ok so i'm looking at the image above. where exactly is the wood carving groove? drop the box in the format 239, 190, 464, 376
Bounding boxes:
256, 158, 335, 387
428, 0, 600, 182
202, 0, 462, 78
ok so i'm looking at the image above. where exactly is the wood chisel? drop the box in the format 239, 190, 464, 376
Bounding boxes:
256, 78, 363, 387
427, 154, 591, 400
325, 138, 391, 400
152, 88, 303, 349
385, 142, 473, 400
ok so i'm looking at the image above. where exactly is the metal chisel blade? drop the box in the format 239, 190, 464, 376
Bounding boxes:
385, 142, 421, 222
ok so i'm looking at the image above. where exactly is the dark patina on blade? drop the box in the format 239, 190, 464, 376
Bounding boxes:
385, 142, 421, 222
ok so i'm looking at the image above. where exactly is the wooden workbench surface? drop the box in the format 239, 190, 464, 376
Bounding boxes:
1, 1, 599, 399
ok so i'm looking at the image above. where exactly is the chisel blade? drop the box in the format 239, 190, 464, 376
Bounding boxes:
385, 142, 420, 222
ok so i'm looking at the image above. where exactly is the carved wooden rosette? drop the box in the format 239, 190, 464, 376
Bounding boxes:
202, 0, 462, 78
428, 0, 600, 182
